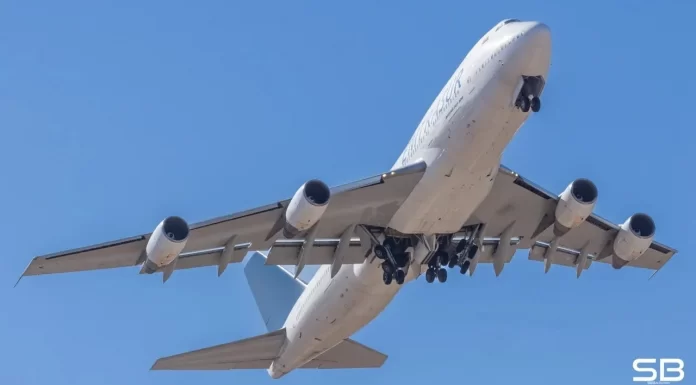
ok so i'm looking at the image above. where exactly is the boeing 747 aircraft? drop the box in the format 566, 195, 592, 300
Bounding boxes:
19, 20, 677, 379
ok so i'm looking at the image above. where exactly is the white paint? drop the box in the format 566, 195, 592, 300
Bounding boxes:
284, 181, 330, 235
555, 181, 597, 231
145, 219, 189, 267
613, 215, 655, 261
266, 19, 552, 379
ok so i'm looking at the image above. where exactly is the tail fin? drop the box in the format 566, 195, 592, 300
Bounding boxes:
244, 252, 306, 331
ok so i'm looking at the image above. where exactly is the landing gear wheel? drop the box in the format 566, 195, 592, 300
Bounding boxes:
448, 257, 458, 269
383, 271, 393, 285
381, 261, 394, 274
437, 268, 448, 283
460, 260, 471, 275
467, 245, 479, 259
519, 97, 530, 112
531, 96, 541, 112
395, 269, 406, 285
456, 239, 468, 253
374, 245, 387, 259
425, 268, 435, 283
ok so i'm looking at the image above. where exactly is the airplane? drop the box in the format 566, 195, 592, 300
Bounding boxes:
17, 19, 677, 379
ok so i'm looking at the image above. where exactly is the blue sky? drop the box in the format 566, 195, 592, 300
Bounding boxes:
1, 1, 693, 384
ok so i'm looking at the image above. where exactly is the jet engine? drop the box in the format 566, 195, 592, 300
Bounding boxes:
553, 178, 598, 236
284, 179, 331, 238
141, 216, 190, 274
611, 213, 655, 269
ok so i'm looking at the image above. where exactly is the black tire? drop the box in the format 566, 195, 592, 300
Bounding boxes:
460, 260, 471, 275
467, 245, 479, 259
374, 245, 387, 259
383, 271, 393, 285
455, 240, 468, 254
448, 257, 458, 269
381, 261, 394, 274
425, 268, 435, 283
437, 250, 449, 266
531, 96, 541, 112
395, 269, 406, 285
437, 268, 448, 283
395, 252, 410, 268
519, 97, 530, 112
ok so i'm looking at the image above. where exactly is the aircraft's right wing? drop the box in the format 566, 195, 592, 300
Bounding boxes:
455, 165, 678, 277
18, 161, 427, 282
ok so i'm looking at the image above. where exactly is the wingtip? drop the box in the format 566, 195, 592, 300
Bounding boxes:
13, 275, 23, 288
13, 258, 36, 288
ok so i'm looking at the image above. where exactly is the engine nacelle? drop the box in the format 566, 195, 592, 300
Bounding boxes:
283, 179, 331, 238
611, 213, 655, 269
141, 216, 190, 274
554, 178, 598, 236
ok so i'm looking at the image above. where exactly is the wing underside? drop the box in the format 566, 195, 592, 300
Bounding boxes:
451, 165, 677, 277
17, 160, 677, 282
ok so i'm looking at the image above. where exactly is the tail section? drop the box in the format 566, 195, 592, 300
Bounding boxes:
151, 252, 388, 377
151, 329, 287, 370
244, 252, 306, 331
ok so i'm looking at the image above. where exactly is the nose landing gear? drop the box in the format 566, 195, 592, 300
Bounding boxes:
515, 75, 544, 113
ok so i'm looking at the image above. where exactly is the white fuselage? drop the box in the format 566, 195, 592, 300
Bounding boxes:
269, 20, 551, 379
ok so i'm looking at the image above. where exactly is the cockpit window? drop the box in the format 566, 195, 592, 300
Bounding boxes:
503, 19, 520, 24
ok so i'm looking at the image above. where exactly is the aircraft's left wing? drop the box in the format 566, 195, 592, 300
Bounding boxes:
18, 162, 427, 282
456, 165, 678, 278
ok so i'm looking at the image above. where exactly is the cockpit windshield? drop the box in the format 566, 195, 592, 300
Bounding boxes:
503, 19, 520, 25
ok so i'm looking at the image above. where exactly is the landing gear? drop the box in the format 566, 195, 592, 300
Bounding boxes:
460, 260, 471, 275
530, 96, 541, 113
438, 251, 450, 266
395, 269, 406, 285
425, 268, 436, 283
424, 248, 450, 284
383, 271, 393, 285
374, 236, 412, 286
518, 96, 530, 112
374, 245, 387, 259
437, 268, 447, 283
515, 75, 544, 113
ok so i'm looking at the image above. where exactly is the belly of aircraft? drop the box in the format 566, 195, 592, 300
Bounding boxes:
389, 74, 523, 235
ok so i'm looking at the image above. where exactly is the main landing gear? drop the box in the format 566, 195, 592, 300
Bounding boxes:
515, 75, 544, 113
424, 225, 483, 284
374, 237, 412, 286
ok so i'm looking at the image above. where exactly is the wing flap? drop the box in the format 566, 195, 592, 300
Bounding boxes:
300, 339, 387, 369
151, 329, 286, 370
266, 238, 367, 265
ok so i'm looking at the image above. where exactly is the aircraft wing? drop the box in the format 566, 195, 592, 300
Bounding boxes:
457, 165, 678, 277
19, 162, 427, 281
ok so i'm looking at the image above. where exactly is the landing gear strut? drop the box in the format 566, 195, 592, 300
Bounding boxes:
425, 249, 449, 284
374, 237, 411, 286
423, 224, 483, 284
515, 75, 544, 113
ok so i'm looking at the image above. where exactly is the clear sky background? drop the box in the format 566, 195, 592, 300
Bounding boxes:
1, 1, 694, 384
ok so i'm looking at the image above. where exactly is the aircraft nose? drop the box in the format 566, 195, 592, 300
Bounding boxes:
523, 22, 551, 51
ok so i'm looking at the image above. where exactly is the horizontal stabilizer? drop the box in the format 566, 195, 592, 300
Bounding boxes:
151, 329, 286, 370
300, 338, 387, 369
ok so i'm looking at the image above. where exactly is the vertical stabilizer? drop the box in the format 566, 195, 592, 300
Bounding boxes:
244, 252, 306, 331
